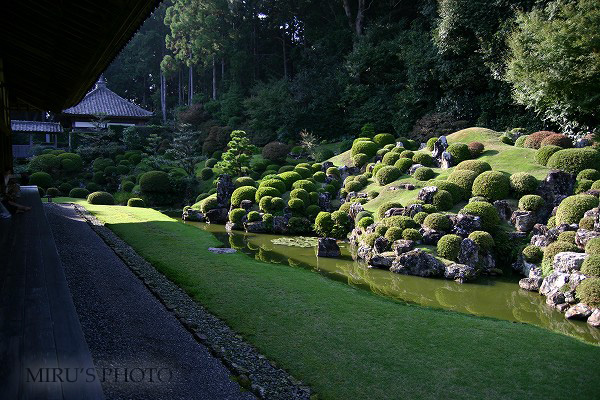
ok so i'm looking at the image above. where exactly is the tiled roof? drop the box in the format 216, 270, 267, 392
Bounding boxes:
62, 78, 152, 118
11, 120, 62, 133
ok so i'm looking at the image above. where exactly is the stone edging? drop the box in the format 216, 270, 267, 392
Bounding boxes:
72, 204, 312, 400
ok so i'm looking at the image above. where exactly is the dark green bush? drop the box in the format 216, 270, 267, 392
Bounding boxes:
362, 233, 380, 247
313, 171, 326, 182
514, 135, 528, 147
557, 231, 576, 244
293, 179, 317, 192
577, 169, 600, 181
555, 194, 599, 225
518, 194, 544, 211
432, 190, 453, 211
205, 158, 218, 168
581, 255, 600, 277
376, 166, 401, 185
231, 186, 257, 207
46, 187, 60, 197
382, 215, 417, 230
377, 201, 403, 219
472, 171, 510, 201
121, 180, 135, 192
510, 172, 538, 196
579, 216, 595, 230
447, 170, 478, 199
576, 277, 600, 307
586, 238, 600, 255
29, 153, 59, 172
270, 197, 286, 212
29, 171, 53, 189
353, 153, 369, 168
201, 196, 218, 212
384, 227, 403, 242
382, 152, 400, 166
423, 213, 451, 231
127, 198, 145, 207
306, 204, 321, 219
263, 213, 274, 226
357, 216, 374, 229
543, 241, 580, 262
255, 186, 280, 203
422, 204, 437, 213
373, 133, 395, 147
535, 145, 562, 166
426, 137, 438, 151
375, 225, 388, 236
413, 167, 434, 181
576, 179, 594, 194
69, 187, 89, 199
413, 212, 428, 225
351, 140, 379, 158
87, 191, 115, 205
247, 211, 261, 222
437, 234, 462, 261
58, 183, 73, 195
278, 171, 303, 190
432, 181, 462, 203
455, 160, 491, 175
234, 177, 256, 189
290, 188, 309, 204
288, 198, 305, 210
229, 208, 246, 224
259, 178, 286, 193
547, 148, 600, 174
139, 171, 170, 193
258, 196, 273, 213
468, 231, 494, 250
294, 166, 312, 179
394, 158, 413, 173
447, 143, 471, 164
400, 150, 414, 159
412, 152, 434, 167
278, 165, 295, 173
314, 148, 334, 162
314, 211, 333, 237
459, 201, 500, 231
522, 245, 543, 263
402, 228, 422, 241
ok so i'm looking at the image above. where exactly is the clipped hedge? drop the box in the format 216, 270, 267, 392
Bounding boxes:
127, 198, 146, 207
231, 186, 257, 207
540, 133, 572, 148
377, 201, 403, 219
139, 171, 170, 193
547, 148, 600, 174
29, 171, 53, 189
577, 169, 600, 181
382, 152, 400, 166
446, 143, 471, 164
293, 179, 317, 192
468, 231, 494, 251
509, 172, 538, 196
459, 201, 499, 231
576, 278, 600, 307
522, 245, 543, 263
353, 153, 369, 168
376, 166, 401, 185
314, 212, 334, 237
581, 255, 600, 277
381, 215, 417, 230
432, 181, 462, 204
518, 194, 544, 211
229, 208, 246, 224
69, 187, 90, 199
351, 140, 379, 158
413, 167, 434, 181
87, 191, 115, 205
437, 234, 462, 261
394, 158, 413, 173
447, 170, 478, 199
259, 179, 286, 193
535, 145, 562, 166
373, 133, 395, 147
278, 171, 303, 190
432, 190, 453, 211
524, 131, 553, 149
255, 186, 280, 203
235, 176, 256, 188
412, 152, 434, 167
455, 160, 491, 175
403, 228, 422, 241
423, 213, 451, 231
471, 171, 510, 201
46, 187, 61, 197
555, 194, 599, 225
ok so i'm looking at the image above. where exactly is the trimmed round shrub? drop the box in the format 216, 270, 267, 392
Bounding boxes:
382, 216, 417, 230
437, 234, 462, 261
375, 225, 388, 236
432, 190, 453, 211
432, 181, 461, 203
116, 165, 130, 175
362, 233, 380, 248
382, 152, 400, 166
58, 183, 73, 194
351, 140, 379, 157
288, 198, 304, 211
535, 145, 562, 166
278, 171, 303, 190
413, 167, 434, 181
201, 196, 219, 213
290, 188, 309, 204
402, 228, 422, 241
518, 194, 544, 211
522, 245, 543, 263
579, 217, 595, 230
292, 179, 316, 192
86, 182, 101, 192
555, 195, 599, 225
547, 215, 556, 228
371, 164, 384, 177
384, 227, 404, 242
373, 133, 396, 147
376, 166, 401, 185
270, 197, 286, 212
314, 212, 333, 237
357, 216, 374, 229
393, 157, 413, 173
581, 255, 600, 277
423, 213, 451, 231
29, 172, 52, 189
576, 278, 600, 307
368, 190, 379, 200
577, 169, 600, 181
455, 160, 491, 175
413, 212, 428, 225
259, 179, 286, 193
593, 180, 600, 190
446, 143, 471, 164
313, 171, 326, 182
293, 167, 312, 179
262, 141, 290, 162
314, 148, 334, 162
557, 231, 576, 244
412, 152, 434, 167
326, 167, 340, 177
205, 158, 218, 168
510, 172, 538, 196
229, 208, 246, 224
422, 204, 438, 213
127, 198, 145, 207
231, 186, 257, 207
46, 187, 60, 197
255, 186, 280, 203
139, 171, 170, 193
258, 196, 273, 213
468, 231, 494, 250
29, 153, 59, 172
547, 148, 600, 174
514, 135, 528, 147
467, 142, 485, 157
69, 187, 89, 199
586, 238, 600, 254
575, 179, 593, 194
459, 201, 500, 231
122, 180, 135, 192
377, 201, 403, 219
235, 176, 256, 188
543, 241, 580, 262
247, 211, 261, 222
262, 213, 274, 226
87, 191, 115, 205
472, 171, 510, 201
400, 150, 414, 159
426, 137, 438, 151
278, 165, 295, 173
524, 131, 554, 149
353, 153, 369, 168
196, 193, 209, 203
447, 170, 478, 199
540, 133, 572, 148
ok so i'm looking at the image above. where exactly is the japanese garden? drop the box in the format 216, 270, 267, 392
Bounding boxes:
2, 0, 600, 399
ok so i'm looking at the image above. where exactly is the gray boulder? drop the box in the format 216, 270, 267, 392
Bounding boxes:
444, 263, 477, 283
587, 309, 600, 328
348, 202, 364, 221
318, 192, 332, 211
417, 186, 438, 204
440, 151, 453, 169
451, 214, 482, 237
546, 291, 566, 307
530, 234, 553, 248
367, 252, 395, 270
392, 239, 415, 256
245, 221, 266, 233
575, 229, 600, 249
390, 249, 445, 277
519, 277, 544, 292
510, 210, 536, 232
272, 216, 289, 234
403, 203, 423, 217
494, 200, 513, 221
216, 174, 235, 207
457, 238, 479, 267
431, 136, 448, 159
565, 303, 593, 320
182, 208, 205, 222
408, 163, 424, 175
540, 271, 570, 296
205, 207, 229, 224
317, 238, 341, 258
421, 229, 445, 245
240, 199, 253, 211
552, 252, 588, 273
356, 245, 372, 260
384, 207, 405, 218
373, 236, 390, 254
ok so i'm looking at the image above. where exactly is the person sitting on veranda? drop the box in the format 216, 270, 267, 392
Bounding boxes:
1, 171, 31, 214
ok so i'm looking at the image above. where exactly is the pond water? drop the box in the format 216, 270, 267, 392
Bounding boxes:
184, 221, 600, 344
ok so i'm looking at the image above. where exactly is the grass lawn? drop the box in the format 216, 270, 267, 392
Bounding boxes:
53, 198, 600, 400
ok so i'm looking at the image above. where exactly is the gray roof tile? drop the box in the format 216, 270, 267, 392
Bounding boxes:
11, 120, 62, 133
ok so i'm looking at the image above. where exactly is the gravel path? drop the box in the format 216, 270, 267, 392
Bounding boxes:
45, 203, 255, 400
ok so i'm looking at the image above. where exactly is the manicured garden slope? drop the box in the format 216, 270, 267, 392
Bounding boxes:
64, 200, 599, 400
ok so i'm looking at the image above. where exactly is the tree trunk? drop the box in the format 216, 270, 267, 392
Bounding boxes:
188, 64, 194, 105
341, 0, 366, 37
178, 67, 182, 106
160, 71, 167, 124
212, 55, 217, 100
282, 31, 288, 80
221, 58, 225, 85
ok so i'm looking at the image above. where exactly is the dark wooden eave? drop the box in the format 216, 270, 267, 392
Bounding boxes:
0, 0, 162, 113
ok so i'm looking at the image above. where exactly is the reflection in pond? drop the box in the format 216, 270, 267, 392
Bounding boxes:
186, 221, 600, 344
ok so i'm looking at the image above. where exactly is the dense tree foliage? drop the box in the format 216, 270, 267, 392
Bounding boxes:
103, 0, 597, 146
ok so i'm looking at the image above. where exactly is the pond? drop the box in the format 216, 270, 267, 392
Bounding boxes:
184, 221, 600, 344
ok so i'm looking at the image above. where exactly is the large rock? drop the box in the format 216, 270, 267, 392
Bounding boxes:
540, 271, 570, 296
383, 207, 405, 218
348, 202, 364, 221
373, 236, 390, 254
272, 216, 289, 234
225, 221, 244, 231
479, 250, 497, 272
318, 192, 332, 211
457, 238, 479, 267
575, 229, 600, 249
392, 239, 415, 255
421, 229, 445, 245
431, 136, 448, 159
205, 207, 229, 224
444, 263, 477, 283
552, 252, 588, 273
440, 151, 453, 169
408, 163, 424, 175
321, 161, 334, 172
451, 214, 482, 237
546, 292, 566, 308
565, 303, 593, 320
587, 309, 600, 328
417, 186, 438, 204
390, 249, 445, 277
367, 252, 395, 270
530, 234, 553, 248
216, 174, 235, 207
182, 208, 205, 222
493, 200, 512, 221
403, 203, 423, 217
510, 210, 536, 232
356, 245, 372, 260
512, 254, 539, 277
239, 199, 253, 211
519, 277, 543, 292
317, 238, 341, 258
245, 221, 266, 233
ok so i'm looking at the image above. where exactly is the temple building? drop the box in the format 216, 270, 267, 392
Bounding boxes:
11, 119, 63, 158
